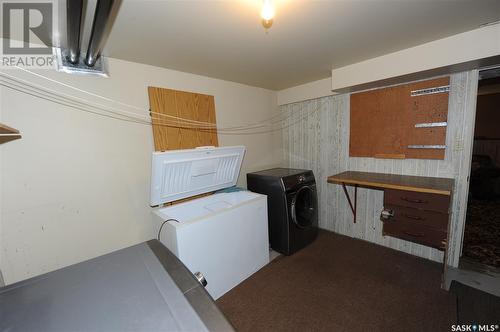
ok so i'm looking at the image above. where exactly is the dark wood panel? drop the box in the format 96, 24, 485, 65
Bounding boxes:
384, 189, 450, 213
350, 77, 450, 160
384, 204, 448, 231
383, 221, 447, 250
350, 84, 406, 158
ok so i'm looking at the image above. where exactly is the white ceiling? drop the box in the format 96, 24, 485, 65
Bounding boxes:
75, 0, 500, 90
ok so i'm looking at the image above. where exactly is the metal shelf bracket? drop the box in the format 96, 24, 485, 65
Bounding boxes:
341, 183, 357, 223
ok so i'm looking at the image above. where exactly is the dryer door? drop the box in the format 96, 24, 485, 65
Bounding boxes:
291, 185, 317, 229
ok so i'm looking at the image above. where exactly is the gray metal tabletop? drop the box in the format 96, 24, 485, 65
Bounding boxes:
0, 240, 234, 332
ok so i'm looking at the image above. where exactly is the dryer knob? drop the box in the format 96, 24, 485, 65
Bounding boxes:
298, 175, 306, 183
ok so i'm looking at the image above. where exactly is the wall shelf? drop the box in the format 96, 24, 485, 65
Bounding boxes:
0, 123, 21, 144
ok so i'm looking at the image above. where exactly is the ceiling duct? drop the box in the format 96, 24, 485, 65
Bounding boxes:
57, 0, 121, 76
66, 0, 84, 64
85, 0, 120, 67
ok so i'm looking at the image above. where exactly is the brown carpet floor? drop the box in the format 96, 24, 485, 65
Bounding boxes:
217, 230, 457, 332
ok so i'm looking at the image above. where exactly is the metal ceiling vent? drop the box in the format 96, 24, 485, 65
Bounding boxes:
56, 0, 121, 76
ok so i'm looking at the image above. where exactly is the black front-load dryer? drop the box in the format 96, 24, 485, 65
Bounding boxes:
247, 168, 318, 255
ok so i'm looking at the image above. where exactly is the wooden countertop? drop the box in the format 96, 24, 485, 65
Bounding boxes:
327, 171, 454, 196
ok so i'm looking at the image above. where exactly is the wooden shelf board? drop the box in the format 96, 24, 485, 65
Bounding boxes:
0, 123, 20, 135
327, 171, 454, 196
0, 135, 21, 144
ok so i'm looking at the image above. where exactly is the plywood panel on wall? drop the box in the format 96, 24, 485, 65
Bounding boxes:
148, 87, 218, 151
350, 77, 450, 159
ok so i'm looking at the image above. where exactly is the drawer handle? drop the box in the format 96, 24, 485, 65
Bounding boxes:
404, 214, 424, 221
400, 197, 428, 204
380, 209, 394, 221
403, 231, 425, 237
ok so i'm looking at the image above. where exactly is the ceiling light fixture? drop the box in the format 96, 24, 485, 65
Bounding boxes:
261, 0, 275, 31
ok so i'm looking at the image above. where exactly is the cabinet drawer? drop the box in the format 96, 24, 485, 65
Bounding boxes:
383, 204, 449, 231
383, 220, 446, 250
384, 189, 450, 213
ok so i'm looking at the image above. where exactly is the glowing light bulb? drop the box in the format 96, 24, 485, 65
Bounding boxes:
261, 0, 275, 30
261, 0, 275, 21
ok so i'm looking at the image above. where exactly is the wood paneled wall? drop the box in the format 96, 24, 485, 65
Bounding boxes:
281, 71, 478, 267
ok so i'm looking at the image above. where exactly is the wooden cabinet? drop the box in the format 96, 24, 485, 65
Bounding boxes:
383, 221, 447, 250
382, 189, 450, 250
384, 189, 450, 213
382, 204, 448, 230
328, 171, 454, 289
327, 171, 453, 251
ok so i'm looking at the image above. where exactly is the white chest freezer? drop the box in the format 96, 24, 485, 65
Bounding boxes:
150, 146, 269, 300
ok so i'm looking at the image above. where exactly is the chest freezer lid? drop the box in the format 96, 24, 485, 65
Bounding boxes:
150, 146, 246, 206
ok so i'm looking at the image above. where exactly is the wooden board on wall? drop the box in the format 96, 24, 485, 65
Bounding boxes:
148, 87, 218, 151
350, 77, 450, 160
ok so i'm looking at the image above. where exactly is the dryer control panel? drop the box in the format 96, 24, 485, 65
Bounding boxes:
281, 171, 315, 192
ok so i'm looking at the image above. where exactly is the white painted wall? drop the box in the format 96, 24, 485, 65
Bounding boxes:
276, 25, 499, 107
277, 77, 333, 106
331, 24, 500, 92
0, 57, 280, 284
